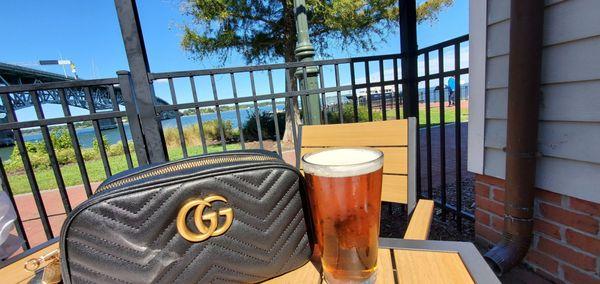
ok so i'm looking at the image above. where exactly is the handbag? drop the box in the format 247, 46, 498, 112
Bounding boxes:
59, 150, 313, 283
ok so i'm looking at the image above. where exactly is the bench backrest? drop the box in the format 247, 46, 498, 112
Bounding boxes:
299, 118, 417, 213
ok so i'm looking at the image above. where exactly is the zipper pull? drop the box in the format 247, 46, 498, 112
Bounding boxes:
24, 249, 60, 272
24, 249, 61, 284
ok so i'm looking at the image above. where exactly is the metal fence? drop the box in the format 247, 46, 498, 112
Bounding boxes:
0, 35, 469, 257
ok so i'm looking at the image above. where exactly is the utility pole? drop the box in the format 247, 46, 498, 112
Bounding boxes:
293, 0, 321, 125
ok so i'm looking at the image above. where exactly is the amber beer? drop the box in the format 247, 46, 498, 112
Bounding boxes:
303, 148, 383, 283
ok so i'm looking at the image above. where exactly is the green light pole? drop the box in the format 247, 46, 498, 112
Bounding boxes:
293, 0, 321, 125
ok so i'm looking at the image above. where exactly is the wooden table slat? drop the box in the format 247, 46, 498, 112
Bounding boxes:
375, 249, 396, 284
393, 249, 474, 284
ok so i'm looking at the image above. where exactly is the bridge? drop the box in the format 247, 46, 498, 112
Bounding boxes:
0, 62, 175, 145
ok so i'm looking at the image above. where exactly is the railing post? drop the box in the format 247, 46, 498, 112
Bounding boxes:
114, 0, 167, 163
117, 70, 150, 165
293, 0, 321, 125
399, 0, 419, 117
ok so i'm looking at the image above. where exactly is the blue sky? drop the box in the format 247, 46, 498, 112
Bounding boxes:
0, 0, 468, 119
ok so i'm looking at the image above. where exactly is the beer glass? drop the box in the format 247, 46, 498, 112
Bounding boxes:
303, 148, 383, 284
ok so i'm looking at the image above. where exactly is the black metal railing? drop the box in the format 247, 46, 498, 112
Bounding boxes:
417, 34, 472, 228
0, 35, 469, 259
0, 77, 144, 251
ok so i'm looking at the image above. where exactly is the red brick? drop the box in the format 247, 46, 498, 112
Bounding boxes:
533, 218, 562, 240
474, 182, 490, 198
563, 264, 600, 284
533, 268, 563, 284
565, 229, 600, 255
569, 197, 600, 216
525, 250, 559, 274
491, 187, 505, 202
535, 189, 562, 205
539, 203, 599, 235
537, 237, 596, 272
475, 223, 502, 244
475, 174, 505, 187
475, 208, 491, 226
476, 194, 504, 216
491, 215, 504, 232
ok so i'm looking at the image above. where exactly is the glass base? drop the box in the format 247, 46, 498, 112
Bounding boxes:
324, 269, 377, 284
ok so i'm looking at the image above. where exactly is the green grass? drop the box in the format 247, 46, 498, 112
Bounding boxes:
368, 106, 469, 126
418, 106, 469, 126
7, 144, 241, 195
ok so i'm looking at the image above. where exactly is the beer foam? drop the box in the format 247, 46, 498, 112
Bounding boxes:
302, 148, 383, 177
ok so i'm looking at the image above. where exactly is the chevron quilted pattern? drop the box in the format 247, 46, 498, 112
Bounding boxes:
62, 167, 312, 284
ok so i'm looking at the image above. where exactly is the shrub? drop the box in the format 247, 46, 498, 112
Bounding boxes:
93, 135, 109, 152
50, 129, 73, 150
56, 148, 76, 165
242, 111, 285, 141
108, 142, 125, 156
81, 148, 97, 161
327, 104, 382, 123
203, 120, 236, 142
162, 120, 237, 148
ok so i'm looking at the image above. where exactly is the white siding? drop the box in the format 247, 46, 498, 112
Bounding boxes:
479, 0, 600, 203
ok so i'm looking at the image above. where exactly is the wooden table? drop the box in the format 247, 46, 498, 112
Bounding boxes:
265, 238, 499, 284
1, 238, 499, 283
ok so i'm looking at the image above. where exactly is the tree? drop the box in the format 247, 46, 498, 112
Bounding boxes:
180, 0, 454, 142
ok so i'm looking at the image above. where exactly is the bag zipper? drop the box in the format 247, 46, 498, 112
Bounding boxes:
96, 154, 279, 193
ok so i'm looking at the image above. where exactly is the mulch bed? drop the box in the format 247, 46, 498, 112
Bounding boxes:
380, 174, 475, 243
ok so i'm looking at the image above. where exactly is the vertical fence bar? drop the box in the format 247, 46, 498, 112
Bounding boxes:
229, 73, 245, 150
108, 86, 133, 169
285, 68, 300, 166
393, 58, 400, 119
438, 48, 447, 221
116, 71, 149, 165
210, 74, 227, 151
424, 53, 433, 199
379, 60, 387, 121
301, 67, 311, 125
58, 89, 93, 197
0, 93, 53, 240
365, 62, 373, 121
334, 64, 343, 123
350, 62, 359, 122
30, 90, 71, 213
249, 71, 264, 149
268, 70, 282, 155
84, 87, 112, 178
318, 65, 328, 124
168, 78, 188, 158
0, 156, 30, 249
189, 76, 209, 154
454, 43, 463, 230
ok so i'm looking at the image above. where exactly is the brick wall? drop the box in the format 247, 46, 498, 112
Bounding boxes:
474, 174, 600, 283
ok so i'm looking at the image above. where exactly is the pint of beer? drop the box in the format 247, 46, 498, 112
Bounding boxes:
303, 148, 383, 284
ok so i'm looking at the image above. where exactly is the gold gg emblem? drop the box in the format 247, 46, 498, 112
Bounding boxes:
176, 195, 233, 242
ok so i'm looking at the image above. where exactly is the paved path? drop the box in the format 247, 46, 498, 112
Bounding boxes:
7, 122, 469, 251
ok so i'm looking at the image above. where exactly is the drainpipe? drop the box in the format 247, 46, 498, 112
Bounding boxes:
483, 0, 544, 274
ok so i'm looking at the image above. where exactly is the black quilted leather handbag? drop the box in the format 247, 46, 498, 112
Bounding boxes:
59, 150, 313, 283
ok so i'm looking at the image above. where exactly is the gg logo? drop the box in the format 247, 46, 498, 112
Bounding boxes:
176, 195, 234, 242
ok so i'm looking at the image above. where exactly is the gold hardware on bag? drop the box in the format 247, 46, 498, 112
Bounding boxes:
24, 249, 59, 272
24, 249, 61, 284
177, 195, 234, 242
